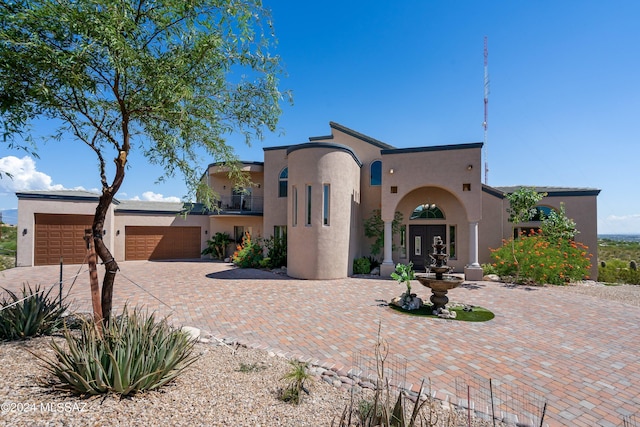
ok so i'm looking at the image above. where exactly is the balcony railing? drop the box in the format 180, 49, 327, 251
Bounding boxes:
215, 195, 263, 214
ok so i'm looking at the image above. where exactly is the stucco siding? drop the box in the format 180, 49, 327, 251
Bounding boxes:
263, 148, 289, 239
287, 145, 361, 279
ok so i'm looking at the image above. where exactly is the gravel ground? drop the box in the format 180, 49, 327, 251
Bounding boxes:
1, 281, 637, 427
1, 336, 502, 427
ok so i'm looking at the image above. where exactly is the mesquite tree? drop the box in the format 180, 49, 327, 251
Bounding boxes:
1, 0, 288, 321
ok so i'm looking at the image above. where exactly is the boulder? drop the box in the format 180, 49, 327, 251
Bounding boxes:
483, 274, 501, 282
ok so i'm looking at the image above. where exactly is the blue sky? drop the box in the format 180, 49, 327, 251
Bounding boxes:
1, 0, 639, 233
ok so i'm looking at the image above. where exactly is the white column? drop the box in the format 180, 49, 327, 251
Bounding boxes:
468, 221, 480, 267
382, 220, 393, 265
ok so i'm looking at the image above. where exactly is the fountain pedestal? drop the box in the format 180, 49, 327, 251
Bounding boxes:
415, 236, 463, 313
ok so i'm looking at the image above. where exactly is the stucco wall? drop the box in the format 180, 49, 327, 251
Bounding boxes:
310, 128, 386, 260
287, 144, 361, 279
262, 148, 289, 239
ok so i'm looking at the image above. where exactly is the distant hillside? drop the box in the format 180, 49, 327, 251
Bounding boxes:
0, 209, 17, 225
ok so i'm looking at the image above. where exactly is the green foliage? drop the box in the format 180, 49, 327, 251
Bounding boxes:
363, 210, 403, 256
278, 360, 312, 405
0, 283, 68, 341
231, 232, 263, 268
0, 225, 17, 271
505, 187, 547, 224
201, 232, 232, 260
541, 203, 578, 241
365, 256, 381, 270
353, 257, 372, 275
597, 259, 640, 285
490, 231, 592, 285
262, 235, 287, 268
390, 262, 415, 293
38, 306, 198, 396
505, 187, 546, 280
0, 0, 289, 205
598, 238, 640, 263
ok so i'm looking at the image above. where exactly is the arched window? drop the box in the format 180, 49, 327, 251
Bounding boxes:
410, 204, 445, 220
370, 160, 382, 186
531, 206, 555, 221
279, 167, 288, 197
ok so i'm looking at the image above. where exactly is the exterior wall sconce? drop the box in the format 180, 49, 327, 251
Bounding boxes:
467, 164, 473, 170
389, 168, 394, 174
22, 228, 27, 236
205, 230, 208, 235
116, 230, 120, 236
103, 230, 107, 236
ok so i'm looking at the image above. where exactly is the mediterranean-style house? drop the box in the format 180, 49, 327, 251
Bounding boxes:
16, 122, 600, 280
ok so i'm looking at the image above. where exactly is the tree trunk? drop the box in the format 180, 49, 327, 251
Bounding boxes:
90, 150, 127, 323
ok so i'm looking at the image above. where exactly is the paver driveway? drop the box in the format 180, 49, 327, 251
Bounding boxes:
1, 260, 638, 427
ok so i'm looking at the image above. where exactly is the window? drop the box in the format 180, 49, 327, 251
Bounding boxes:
233, 226, 244, 244
531, 206, 555, 221
370, 160, 382, 186
410, 204, 445, 220
305, 185, 312, 226
279, 167, 288, 197
323, 184, 330, 226
274, 225, 287, 239
449, 225, 456, 259
414, 236, 422, 256
292, 186, 298, 227
399, 225, 407, 258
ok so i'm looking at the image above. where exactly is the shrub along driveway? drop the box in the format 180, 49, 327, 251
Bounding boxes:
1, 260, 638, 427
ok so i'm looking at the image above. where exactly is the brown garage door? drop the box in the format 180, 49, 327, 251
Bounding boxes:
125, 226, 201, 260
34, 213, 93, 265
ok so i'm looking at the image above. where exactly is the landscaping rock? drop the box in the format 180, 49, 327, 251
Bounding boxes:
483, 274, 501, 282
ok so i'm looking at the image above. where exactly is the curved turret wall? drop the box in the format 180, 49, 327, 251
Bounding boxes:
287, 143, 362, 279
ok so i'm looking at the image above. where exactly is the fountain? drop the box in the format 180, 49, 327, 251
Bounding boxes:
415, 236, 464, 314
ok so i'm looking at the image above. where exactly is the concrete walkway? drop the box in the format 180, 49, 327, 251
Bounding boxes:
1, 260, 638, 427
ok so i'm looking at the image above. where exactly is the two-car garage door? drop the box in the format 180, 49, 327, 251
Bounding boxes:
124, 226, 201, 261
34, 214, 201, 265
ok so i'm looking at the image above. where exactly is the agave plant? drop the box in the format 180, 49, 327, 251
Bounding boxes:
0, 283, 68, 340
38, 306, 199, 396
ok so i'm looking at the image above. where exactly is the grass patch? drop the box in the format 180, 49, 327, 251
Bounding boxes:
389, 304, 495, 322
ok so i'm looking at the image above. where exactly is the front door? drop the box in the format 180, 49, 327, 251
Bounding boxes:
409, 224, 446, 272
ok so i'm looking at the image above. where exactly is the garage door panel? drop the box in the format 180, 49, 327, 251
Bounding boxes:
125, 226, 201, 260
34, 214, 93, 265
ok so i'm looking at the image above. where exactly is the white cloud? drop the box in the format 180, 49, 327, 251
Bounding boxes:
131, 191, 181, 203
0, 156, 67, 193
598, 214, 640, 235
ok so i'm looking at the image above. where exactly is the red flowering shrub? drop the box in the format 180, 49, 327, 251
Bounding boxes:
489, 230, 592, 285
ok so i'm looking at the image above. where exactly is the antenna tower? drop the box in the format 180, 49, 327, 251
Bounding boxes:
483, 36, 489, 184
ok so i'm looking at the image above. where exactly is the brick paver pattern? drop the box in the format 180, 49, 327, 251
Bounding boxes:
1, 260, 638, 427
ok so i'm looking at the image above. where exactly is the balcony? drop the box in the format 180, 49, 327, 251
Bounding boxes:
214, 195, 264, 215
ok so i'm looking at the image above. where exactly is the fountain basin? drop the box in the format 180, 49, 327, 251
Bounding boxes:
415, 273, 464, 313
415, 274, 463, 292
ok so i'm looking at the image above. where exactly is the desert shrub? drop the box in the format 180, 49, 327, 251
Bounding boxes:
481, 263, 498, 275
263, 235, 287, 268
232, 232, 263, 268
201, 232, 231, 260
490, 232, 592, 285
278, 360, 312, 405
0, 284, 68, 341
598, 258, 640, 285
353, 257, 371, 274
39, 306, 198, 396
365, 256, 381, 270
